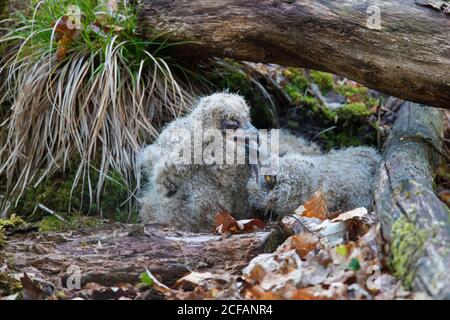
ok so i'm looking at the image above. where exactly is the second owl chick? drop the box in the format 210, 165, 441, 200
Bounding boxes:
278, 129, 322, 157
247, 146, 381, 217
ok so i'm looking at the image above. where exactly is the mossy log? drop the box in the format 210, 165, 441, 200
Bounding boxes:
138, 0, 450, 109
3, 223, 278, 290
374, 102, 450, 299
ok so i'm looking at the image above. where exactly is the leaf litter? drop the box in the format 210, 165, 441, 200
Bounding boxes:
146, 190, 420, 300
0, 190, 425, 300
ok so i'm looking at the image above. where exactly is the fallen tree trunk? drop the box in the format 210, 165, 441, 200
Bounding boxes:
138, 0, 450, 109
3, 223, 280, 293
374, 102, 450, 299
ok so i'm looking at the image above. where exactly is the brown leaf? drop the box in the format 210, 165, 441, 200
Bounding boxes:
80, 282, 136, 300
52, 16, 81, 61
53, 16, 79, 40
214, 211, 265, 235
56, 35, 72, 61
246, 264, 267, 284
245, 285, 282, 300
290, 233, 318, 258
277, 233, 318, 259
239, 218, 265, 232
332, 207, 373, 240
20, 273, 44, 300
438, 190, 450, 206
214, 211, 240, 235
289, 287, 323, 300
295, 190, 329, 220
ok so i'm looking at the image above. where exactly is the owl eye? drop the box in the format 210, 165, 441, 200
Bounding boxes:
221, 119, 240, 131
263, 175, 277, 189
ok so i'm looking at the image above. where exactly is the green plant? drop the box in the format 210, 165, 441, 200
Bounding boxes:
310, 70, 334, 94
283, 68, 309, 103
15, 164, 137, 222
0, 0, 195, 202
0, 214, 25, 246
139, 270, 154, 286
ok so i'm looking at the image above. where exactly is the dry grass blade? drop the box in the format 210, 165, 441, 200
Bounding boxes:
0, 0, 197, 213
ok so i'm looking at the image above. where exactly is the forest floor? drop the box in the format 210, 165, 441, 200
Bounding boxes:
1, 65, 449, 300
0, 194, 427, 300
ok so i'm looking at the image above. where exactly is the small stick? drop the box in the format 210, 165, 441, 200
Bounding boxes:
34, 204, 66, 222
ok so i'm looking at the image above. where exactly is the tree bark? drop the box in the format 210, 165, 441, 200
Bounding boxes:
374, 102, 450, 299
3, 223, 281, 291
137, 0, 450, 109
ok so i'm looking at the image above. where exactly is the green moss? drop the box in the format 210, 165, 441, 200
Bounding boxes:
38, 213, 101, 232
0, 272, 22, 296
0, 214, 26, 247
310, 71, 334, 94
0, 214, 25, 229
321, 132, 366, 150
37, 216, 65, 232
336, 84, 368, 98
300, 96, 321, 109
284, 84, 302, 104
0, 230, 5, 247
336, 103, 371, 120
390, 215, 428, 289
304, 102, 376, 150
283, 68, 309, 93
326, 102, 377, 149
318, 105, 337, 123
282, 68, 311, 106
336, 84, 379, 108
14, 167, 135, 223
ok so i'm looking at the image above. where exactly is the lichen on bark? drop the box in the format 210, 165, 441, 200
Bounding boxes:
390, 215, 428, 289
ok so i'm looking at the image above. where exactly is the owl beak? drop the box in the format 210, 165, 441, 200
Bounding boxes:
238, 121, 259, 154
240, 121, 262, 182
250, 163, 260, 184
240, 121, 259, 141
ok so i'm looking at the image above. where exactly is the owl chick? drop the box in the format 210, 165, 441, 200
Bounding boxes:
139, 93, 260, 231
247, 146, 381, 217
277, 129, 322, 157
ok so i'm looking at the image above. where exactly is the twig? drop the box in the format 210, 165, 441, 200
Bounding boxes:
33, 204, 66, 222
312, 126, 337, 141
283, 214, 315, 234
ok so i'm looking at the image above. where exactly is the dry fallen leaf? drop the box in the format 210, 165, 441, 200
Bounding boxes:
243, 250, 303, 291
295, 190, 329, 220
438, 190, 450, 206
332, 207, 374, 240
52, 16, 81, 61
238, 218, 266, 232
289, 287, 323, 300
278, 233, 318, 259
331, 207, 368, 222
215, 211, 240, 235
20, 273, 44, 300
214, 211, 265, 235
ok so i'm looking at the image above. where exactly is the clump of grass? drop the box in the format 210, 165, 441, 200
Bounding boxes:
0, 0, 195, 207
